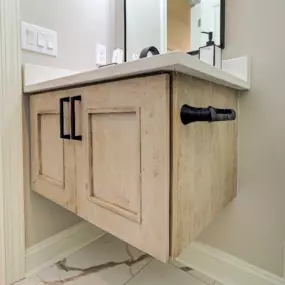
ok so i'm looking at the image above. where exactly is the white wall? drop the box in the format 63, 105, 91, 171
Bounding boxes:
126, 0, 166, 60
190, 4, 201, 51
197, 0, 285, 277
21, 0, 123, 247
21, 0, 122, 71
191, 0, 221, 50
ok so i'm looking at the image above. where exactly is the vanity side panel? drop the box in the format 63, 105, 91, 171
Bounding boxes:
171, 73, 238, 258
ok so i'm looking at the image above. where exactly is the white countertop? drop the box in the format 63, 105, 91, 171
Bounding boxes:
24, 52, 250, 94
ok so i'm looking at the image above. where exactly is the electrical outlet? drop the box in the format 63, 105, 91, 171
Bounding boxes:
96, 44, 107, 66
112, 48, 124, 64
21, 22, 58, 57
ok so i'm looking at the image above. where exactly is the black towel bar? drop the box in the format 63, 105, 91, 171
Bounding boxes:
180, 104, 236, 125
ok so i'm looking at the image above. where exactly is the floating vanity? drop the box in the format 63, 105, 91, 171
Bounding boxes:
24, 52, 249, 262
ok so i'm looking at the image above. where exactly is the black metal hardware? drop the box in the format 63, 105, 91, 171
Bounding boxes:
180, 104, 236, 125
187, 50, 200, 56
60, 97, 71, 140
139, 46, 160, 58
220, 0, 225, 49
202, 31, 214, 46
71, 95, 82, 141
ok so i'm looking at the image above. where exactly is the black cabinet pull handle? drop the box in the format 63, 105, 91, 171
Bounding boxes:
60, 97, 70, 139
71, 95, 82, 141
181, 104, 236, 125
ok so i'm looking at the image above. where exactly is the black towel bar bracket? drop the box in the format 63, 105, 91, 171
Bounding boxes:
180, 104, 236, 125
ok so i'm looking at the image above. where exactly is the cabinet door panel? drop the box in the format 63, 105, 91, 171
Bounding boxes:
30, 92, 76, 212
74, 75, 170, 262
89, 108, 141, 222
39, 113, 64, 185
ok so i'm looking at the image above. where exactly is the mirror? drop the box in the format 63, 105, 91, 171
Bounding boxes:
124, 0, 225, 61
186, 0, 225, 52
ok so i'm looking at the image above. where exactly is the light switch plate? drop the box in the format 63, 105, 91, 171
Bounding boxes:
21, 22, 58, 57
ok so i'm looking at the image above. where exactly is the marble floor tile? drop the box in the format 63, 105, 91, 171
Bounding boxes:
37, 234, 151, 285
14, 275, 42, 285
126, 259, 208, 285
37, 263, 82, 283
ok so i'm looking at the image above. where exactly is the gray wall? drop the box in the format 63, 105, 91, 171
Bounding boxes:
197, 0, 285, 277
21, 0, 122, 71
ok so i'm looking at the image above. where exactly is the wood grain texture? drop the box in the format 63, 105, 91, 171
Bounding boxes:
89, 108, 141, 222
39, 114, 64, 184
74, 75, 170, 262
167, 0, 191, 52
30, 91, 76, 212
170, 73, 238, 258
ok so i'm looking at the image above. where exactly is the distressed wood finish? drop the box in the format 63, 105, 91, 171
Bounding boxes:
30, 92, 76, 212
74, 75, 170, 262
29, 72, 238, 262
170, 73, 238, 258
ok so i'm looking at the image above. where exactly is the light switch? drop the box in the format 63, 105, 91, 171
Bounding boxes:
37, 32, 45, 47
21, 22, 58, 57
47, 38, 54, 50
26, 28, 36, 45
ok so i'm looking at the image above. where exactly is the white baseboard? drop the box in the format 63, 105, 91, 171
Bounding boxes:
25, 221, 105, 277
177, 242, 285, 285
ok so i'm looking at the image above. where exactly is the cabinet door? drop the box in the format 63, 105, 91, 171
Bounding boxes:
30, 91, 76, 212
75, 75, 170, 262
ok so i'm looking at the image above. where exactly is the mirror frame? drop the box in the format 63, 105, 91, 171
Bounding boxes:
220, 0, 225, 49
123, 0, 127, 62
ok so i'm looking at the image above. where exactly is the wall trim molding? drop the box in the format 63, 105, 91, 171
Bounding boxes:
26, 222, 105, 277
177, 242, 285, 285
0, 0, 25, 284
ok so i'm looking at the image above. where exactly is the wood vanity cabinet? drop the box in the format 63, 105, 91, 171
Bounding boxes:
30, 73, 237, 262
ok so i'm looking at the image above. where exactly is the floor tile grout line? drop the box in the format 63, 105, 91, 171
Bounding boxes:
36, 273, 46, 284
187, 271, 216, 285
185, 273, 210, 285
123, 257, 154, 285
170, 263, 211, 285
170, 262, 214, 285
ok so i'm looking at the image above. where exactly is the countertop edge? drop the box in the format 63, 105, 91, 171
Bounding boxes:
23, 52, 250, 94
